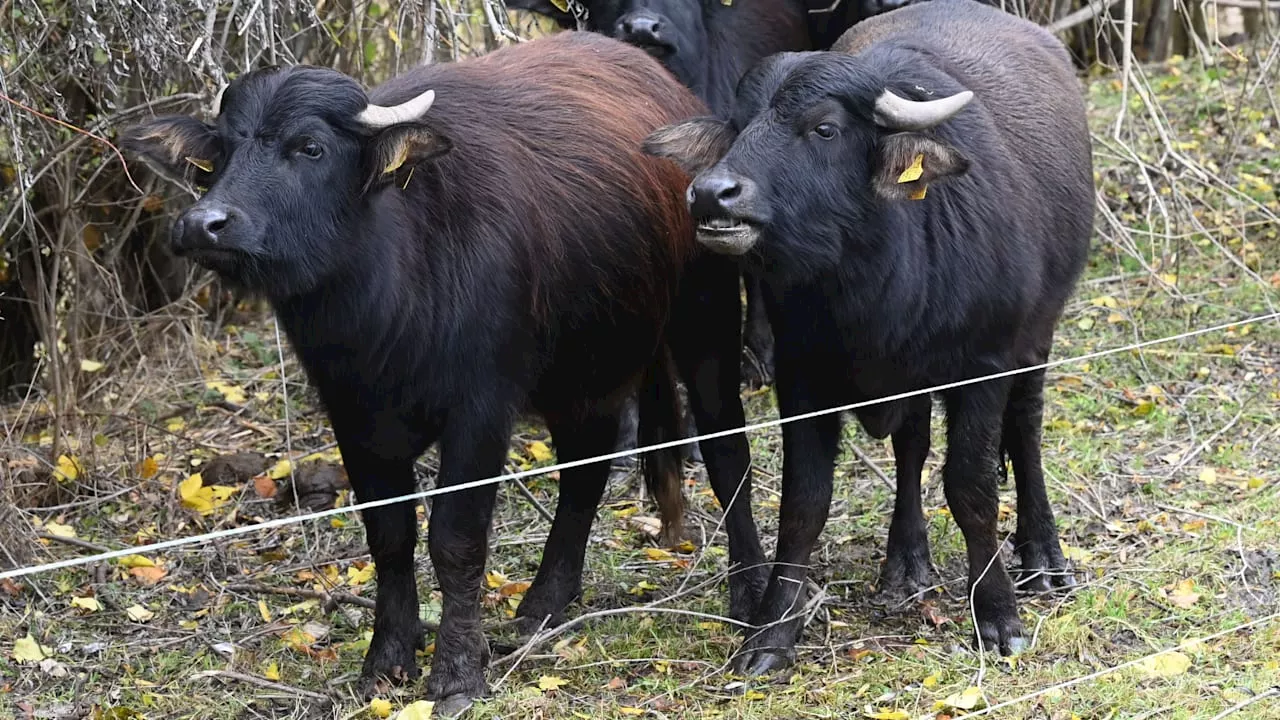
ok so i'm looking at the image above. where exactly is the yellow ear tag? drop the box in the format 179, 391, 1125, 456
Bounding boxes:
907, 184, 928, 201
185, 157, 214, 173
897, 153, 924, 184
382, 142, 410, 175
550, 0, 569, 10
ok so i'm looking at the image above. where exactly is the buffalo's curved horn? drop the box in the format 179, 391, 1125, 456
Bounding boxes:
873, 88, 974, 131
212, 84, 227, 117
356, 89, 437, 129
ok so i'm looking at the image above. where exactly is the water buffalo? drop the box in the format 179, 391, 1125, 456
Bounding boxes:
121, 30, 759, 711
645, 0, 1092, 673
510, 0, 813, 390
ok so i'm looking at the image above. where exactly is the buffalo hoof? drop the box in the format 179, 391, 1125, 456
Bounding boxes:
727, 567, 769, 626
513, 610, 565, 639
433, 694, 476, 718
731, 646, 795, 677
514, 579, 575, 639
878, 550, 934, 605
425, 629, 490, 708
1014, 539, 1076, 594
358, 630, 423, 698
1015, 565, 1076, 594
975, 612, 1028, 657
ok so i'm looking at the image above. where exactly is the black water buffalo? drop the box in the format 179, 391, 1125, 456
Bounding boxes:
510, 0, 812, 390
645, 0, 1093, 673
121, 31, 759, 711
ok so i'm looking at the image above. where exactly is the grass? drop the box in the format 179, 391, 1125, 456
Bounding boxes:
2, 50, 1279, 720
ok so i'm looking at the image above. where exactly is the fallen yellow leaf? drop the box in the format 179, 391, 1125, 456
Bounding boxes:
923, 672, 939, 688
937, 686, 987, 711
348, 563, 376, 586
527, 441, 554, 463
1167, 579, 1201, 609
537, 674, 568, 692
71, 596, 102, 613
43, 521, 77, 539
125, 605, 155, 622
263, 660, 281, 681
395, 700, 435, 720
138, 456, 160, 480
116, 554, 156, 569
1198, 467, 1217, 484
643, 547, 674, 562
865, 710, 910, 720
53, 455, 80, 482
617, 708, 645, 716
1136, 651, 1192, 678
178, 473, 237, 515
13, 634, 49, 663
486, 571, 507, 589
370, 698, 393, 719
79, 359, 105, 372
267, 459, 293, 480
258, 599, 272, 622
205, 380, 247, 405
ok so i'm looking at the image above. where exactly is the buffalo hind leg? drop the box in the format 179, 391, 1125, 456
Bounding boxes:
515, 412, 620, 635
1004, 368, 1074, 593
424, 409, 513, 714
879, 394, 935, 602
943, 382, 1026, 656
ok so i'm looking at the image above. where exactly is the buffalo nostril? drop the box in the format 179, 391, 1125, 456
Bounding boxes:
715, 182, 742, 202
204, 214, 228, 235
619, 14, 662, 39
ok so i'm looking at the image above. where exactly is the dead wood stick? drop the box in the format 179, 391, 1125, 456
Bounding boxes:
225, 581, 378, 612
191, 669, 332, 703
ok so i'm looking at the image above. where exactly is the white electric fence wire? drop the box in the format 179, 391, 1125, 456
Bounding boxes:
2, 311, 1276, 582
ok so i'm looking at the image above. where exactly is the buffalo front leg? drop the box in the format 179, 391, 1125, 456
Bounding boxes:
733, 410, 841, 676
671, 255, 766, 622
879, 394, 935, 602
423, 412, 512, 713
1004, 368, 1074, 593
943, 382, 1026, 656
741, 272, 775, 389
515, 412, 620, 635
334, 442, 425, 697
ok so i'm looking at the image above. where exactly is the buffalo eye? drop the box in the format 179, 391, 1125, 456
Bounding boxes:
296, 140, 324, 159
811, 123, 838, 140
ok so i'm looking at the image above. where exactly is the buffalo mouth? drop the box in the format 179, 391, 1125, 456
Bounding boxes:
694, 216, 761, 256
179, 246, 245, 274
621, 36, 675, 59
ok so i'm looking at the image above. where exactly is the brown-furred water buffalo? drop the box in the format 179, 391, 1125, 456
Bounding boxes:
121, 30, 760, 712
645, 0, 1093, 674
511, 0, 813, 393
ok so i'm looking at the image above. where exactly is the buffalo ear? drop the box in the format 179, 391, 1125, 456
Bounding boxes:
363, 124, 453, 191
119, 115, 220, 189
872, 132, 970, 202
642, 118, 736, 177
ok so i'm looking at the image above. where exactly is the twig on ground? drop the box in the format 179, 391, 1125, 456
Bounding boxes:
224, 581, 383, 614
190, 669, 333, 704
38, 534, 110, 553
848, 442, 895, 491
1208, 688, 1280, 720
